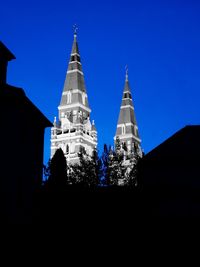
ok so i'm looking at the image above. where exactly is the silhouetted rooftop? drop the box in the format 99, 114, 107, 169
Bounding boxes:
144, 125, 200, 159
0, 83, 52, 127
139, 125, 200, 190
0, 41, 16, 61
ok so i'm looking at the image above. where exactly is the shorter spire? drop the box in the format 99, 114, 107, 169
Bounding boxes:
125, 65, 128, 81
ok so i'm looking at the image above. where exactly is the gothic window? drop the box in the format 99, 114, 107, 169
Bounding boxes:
82, 93, 86, 105
71, 55, 75, 61
122, 124, 126, 135
66, 144, 69, 154
67, 91, 72, 104
134, 126, 138, 136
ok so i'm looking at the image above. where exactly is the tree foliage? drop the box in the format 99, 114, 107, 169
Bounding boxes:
101, 144, 109, 186
69, 148, 101, 187
107, 146, 125, 186
43, 140, 140, 190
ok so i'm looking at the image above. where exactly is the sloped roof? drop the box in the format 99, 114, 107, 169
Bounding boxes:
0, 41, 16, 61
0, 84, 52, 128
144, 125, 200, 160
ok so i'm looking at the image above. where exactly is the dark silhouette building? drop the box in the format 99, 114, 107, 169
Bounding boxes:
139, 125, 200, 216
0, 41, 52, 223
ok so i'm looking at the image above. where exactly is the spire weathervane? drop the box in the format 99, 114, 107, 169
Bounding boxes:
73, 24, 78, 36
125, 65, 128, 81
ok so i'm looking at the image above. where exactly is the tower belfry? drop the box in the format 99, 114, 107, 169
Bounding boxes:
51, 29, 97, 163
115, 68, 142, 155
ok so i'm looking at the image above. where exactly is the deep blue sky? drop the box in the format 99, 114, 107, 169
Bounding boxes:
1, 0, 200, 163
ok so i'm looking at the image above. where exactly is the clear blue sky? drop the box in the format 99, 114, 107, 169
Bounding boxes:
1, 0, 200, 163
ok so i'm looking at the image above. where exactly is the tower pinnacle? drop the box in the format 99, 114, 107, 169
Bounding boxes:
73, 24, 78, 36
115, 70, 142, 155
125, 65, 128, 81
51, 30, 97, 164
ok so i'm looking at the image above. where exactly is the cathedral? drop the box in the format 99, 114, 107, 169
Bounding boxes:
51, 29, 141, 165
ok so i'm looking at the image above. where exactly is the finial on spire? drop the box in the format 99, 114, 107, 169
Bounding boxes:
73, 24, 78, 36
125, 65, 128, 81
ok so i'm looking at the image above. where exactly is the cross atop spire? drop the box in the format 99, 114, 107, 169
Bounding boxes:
71, 25, 79, 55
125, 65, 128, 81
73, 24, 78, 36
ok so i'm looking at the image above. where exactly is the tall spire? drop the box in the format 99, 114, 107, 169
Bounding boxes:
51, 29, 97, 164
59, 26, 90, 112
115, 69, 141, 154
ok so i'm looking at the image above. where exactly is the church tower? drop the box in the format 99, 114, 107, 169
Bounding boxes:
115, 68, 142, 156
51, 29, 97, 163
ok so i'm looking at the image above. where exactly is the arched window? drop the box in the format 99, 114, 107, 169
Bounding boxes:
82, 93, 86, 105
67, 91, 72, 104
122, 124, 126, 135
134, 126, 137, 136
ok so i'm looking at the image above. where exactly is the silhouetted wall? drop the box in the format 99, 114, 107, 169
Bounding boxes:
138, 126, 200, 216
0, 42, 52, 223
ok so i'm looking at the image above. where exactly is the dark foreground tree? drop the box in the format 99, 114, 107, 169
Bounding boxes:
107, 139, 125, 186
106, 137, 140, 186
101, 144, 109, 185
45, 148, 68, 190
43, 159, 51, 182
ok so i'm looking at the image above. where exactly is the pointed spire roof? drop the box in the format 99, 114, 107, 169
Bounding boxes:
71, 30, 80, 55
115, 69, 140, 140
117, 69, 136, 124
59, 29, 90, 111
124, 65, 131, 94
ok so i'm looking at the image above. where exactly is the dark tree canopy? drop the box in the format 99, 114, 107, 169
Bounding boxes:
43, 143, 140, 190
101, 144, 109, 186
